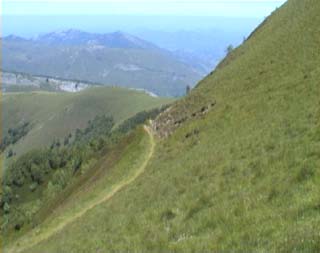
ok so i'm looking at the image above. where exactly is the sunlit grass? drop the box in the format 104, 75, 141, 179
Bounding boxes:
2, 87, 171, 157
10, 0, 320, 252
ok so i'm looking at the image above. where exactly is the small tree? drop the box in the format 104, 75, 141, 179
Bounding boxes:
29, 182, 38, 192
3, 186, 13, 203
72, 156, 82, 173
226, 44, 234, 55
3, 202, 10, 214
64, 136, 69, 146
56, 140, 61, 148
30, 164, 45, 184
7, 149, 14, 158
12, 170, 25, 187
186, 85, 191, 95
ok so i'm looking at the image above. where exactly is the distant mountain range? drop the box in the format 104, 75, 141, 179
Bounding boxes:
2, 30, 204, 96
35, 29, 158, 49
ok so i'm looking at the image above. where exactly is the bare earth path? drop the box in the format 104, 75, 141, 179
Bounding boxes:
6, 125, 155, 253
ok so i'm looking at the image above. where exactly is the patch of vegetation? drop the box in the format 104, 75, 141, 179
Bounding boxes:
0, 122, 30, 154
1, 86, 172, 157
1, 115, 115, 232
118, 105, 169, 133
1, 105, 164, 237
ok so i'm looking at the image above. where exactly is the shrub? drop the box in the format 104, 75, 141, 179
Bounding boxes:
7, 149, 14, 158
0, 122, 30, 151
3, 203, 10, 214
29, 183, 38, 192
30, 164, 45, 184
225, 44, 234, 54
2, 186, 13, 204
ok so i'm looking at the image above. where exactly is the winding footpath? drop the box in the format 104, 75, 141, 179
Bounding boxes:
7, 125, 155, 253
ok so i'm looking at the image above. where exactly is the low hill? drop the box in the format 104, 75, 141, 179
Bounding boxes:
1, 87, 172, 157
2, 30, 203, 96
4, 0, 320, 252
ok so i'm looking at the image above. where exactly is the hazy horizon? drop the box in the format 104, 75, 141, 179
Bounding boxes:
3, 0, 286, 38
4, 0, 286, 17
3, 15, 265, 38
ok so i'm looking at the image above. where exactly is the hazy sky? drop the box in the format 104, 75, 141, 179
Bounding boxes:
3, 0, 286, 17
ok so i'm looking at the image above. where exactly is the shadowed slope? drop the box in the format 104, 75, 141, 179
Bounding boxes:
2, 87, 171, 157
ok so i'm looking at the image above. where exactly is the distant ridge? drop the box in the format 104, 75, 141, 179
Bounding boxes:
33, 29, 159, 49
2, 30, 202, 96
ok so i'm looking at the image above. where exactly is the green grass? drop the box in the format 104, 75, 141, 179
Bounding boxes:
5, 126, 154, 253
1, 87, 172, 157
7, 0, 320, 252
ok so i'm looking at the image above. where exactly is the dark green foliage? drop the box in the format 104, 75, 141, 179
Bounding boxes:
7, 149, 14, 158
1, 114, 116, 231
225, 44, 234, 54
74, 115, 114, 143
29, 183, 38, 192
2, 186, 13, 205
63, 136, 69, 146
0, 122, 30, 151
55, 140, 61, 148
4, 150, 52, 189
2, 86, 171, 157
3, 203, 11, 214
30, 165, 45, 184
186, 85, 191, 95
2, 105, 165, 233
118, 106, 168, 134
48, 153, 59, 169
72, 156, 82, 173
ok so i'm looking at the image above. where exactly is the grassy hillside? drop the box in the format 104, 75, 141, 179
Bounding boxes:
4, 126, 153, 251
6, 0, 320, 252
1, 87, 172, 157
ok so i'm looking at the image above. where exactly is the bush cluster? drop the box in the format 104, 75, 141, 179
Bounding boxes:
0, 122, 30, 153
1, 106, 165, 232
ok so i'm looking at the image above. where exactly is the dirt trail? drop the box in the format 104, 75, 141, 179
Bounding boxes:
7, 125, 155, 253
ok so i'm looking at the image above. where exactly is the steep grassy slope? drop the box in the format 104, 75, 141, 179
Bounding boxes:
10, 0, 320, 252
5, 126, 153, 253
1, 87, 171, 157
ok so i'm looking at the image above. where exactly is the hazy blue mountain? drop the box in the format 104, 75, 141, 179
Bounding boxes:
134, 25, 260, 71
35, 29, 158, 49
2, 30, 203, 96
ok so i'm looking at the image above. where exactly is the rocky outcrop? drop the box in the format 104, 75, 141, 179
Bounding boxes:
2, 71, 88, 92
151, 101, 215, 139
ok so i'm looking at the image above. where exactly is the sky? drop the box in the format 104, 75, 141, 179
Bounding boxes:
3, 0, 287, 17
1, 0, 287, 38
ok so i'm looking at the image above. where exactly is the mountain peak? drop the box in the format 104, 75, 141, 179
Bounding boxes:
33, 29, 158, 49
3, 35, 28, 42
